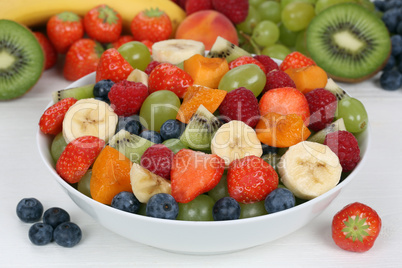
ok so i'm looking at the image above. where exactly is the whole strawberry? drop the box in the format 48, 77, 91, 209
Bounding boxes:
227, 155, 278, 203
64, 39, 104, 81
108, 35, 135, 49
185, 0, 213, 15
279, 51, 316, 72
84, 5, 122, 43
47, 12, 84, 54
130, 8, 172, 42
39, 98, 78, 135
212, 0, 249, 24
148, 63, 193, 98
33, 32, 57, 70
96, 48, 134, 83
332, 202, 381, 252
56, 136, 105, 184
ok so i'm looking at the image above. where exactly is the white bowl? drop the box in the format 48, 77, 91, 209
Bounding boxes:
37, 71, 370, 254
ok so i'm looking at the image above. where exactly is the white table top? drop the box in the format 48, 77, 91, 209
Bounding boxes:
1, 61, 401, 267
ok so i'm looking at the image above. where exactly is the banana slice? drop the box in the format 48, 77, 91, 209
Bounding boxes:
130, 163, 171, 203
277, 141, 342, 200
152, 39, 205, 65
62, 98, 118, 144
127, 69, 148, 87
211, 120, 263, 166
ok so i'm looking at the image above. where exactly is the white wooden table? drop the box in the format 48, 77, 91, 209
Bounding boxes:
1, 61, 401, 267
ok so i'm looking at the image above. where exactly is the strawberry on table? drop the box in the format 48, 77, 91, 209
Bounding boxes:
33, 32, 57, 70
130, 8, 172, 42
84, 4, 122, 43
211, 0, 249, 24
96, 48, 134, 83
64, 39, 104, 81
332, 202, 382, 252
39, 97, 77, 135
46, 11, 84, 54
279, 51, 316, 72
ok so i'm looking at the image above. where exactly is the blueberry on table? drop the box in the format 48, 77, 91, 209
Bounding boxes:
140, 130, 162, 144
160, 119, 186, 140
212, 196, 241, 221
28, 223, 53, 246
264, 188, 296, 214
380, 69, 402, 91
93, 79, 114, 101
43, 207, 70, 229
16, 198, 43, 223
146, 193, 179, 220
53, 222, 82, 248
111, 191, 141, 214
391, 35, 402, 57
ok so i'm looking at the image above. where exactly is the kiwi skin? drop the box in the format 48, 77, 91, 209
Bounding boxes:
0, 20, 44, 100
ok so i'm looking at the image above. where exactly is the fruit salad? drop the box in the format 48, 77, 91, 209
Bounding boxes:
39, 37, 369, 221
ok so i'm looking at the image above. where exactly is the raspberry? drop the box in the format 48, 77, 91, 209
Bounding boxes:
253, 55, 279, 73
212, 0, 249, 24
262, 69, 296, 95
140, 144, 174, 180
305, 88, 337, 132
144, 60, 161, 75
218, 87, 260, 128
108, 80, 148, 117
229, 56, 266, 73
186, 0, 213, 15
324, 131, 360, 172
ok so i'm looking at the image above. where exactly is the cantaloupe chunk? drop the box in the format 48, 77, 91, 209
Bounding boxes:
285, 65, 328, 94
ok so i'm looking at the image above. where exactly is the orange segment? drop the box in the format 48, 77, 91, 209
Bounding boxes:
255, 112, 311, 148
183, 54, 229, 89
284, 65, 328, 94
90, 146, 133, 205
176, 85, 227, 123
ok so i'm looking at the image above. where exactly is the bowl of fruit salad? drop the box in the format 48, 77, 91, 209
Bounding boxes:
37, 39, 370, 254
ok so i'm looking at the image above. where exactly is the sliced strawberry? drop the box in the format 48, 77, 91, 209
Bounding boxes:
39, 97, 77, 135
56, 136, 105, 184
332, 202, 382, 252
95, 48, 134, 83
229, 55, 266, 74
170, 149, 225, 203
279, 51, 316, 72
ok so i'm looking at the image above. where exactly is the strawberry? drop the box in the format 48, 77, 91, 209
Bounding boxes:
130, 8, 172, 42
141, 40, 154, 54
39, 97, 78, 135
170, 149, 225, 203
84, 4, 122, 43
185, 0, 213, 15
211, 0, 249, 24
46, 11, 84, 54
227, 155, 278, 203
148, 63, 193, 98
96, 48, 134, 83
108, 35, 135, 49
33, 32, 57, 70
56, 136, 105, 184
63, 39, 104, 81
229, 56, 267, 74
279, 51, 316, 72
332, 202, 382, 252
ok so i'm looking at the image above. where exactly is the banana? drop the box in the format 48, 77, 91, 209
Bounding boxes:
277, 141, 342, 200
211, 120, 263, 166
130, 163, 171, 203
126, 69, 148, 87
152, 39, 205, 65
62, 98, 118, 144
0, 0, 186, 35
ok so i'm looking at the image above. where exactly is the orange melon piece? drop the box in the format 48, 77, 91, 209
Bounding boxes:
176, 85, 227, 123
90, 145, 133, 205
183, 54, 229, 89
284, 65, 328, 94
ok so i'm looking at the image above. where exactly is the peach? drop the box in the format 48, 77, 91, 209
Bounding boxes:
175, 10, 238, 50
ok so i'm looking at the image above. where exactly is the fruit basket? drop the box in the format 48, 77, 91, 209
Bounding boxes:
37, 70, 370, 254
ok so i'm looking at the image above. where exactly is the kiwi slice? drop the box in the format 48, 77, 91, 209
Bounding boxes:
180, 105, 221, 152
52, 84, 95, 103
207, 36, 251, 62
307, 118, 347, 144
306, 3, 391, 82
0, 20, 44, 100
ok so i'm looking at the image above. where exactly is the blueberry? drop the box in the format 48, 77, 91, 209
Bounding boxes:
380, 69, 402, 90
111, 191, 141, 214
383, 55, 396, 71
28, 223, 53, 246
398, 59, 402, 73
125, 119, 143, 135
382, 9, 400, 33
160, 119, 186, 140
391, 35, 402, 57
16, 198, 43, 223
261, 143, 278, 155
264, 188, 295, 214
93, 79, 114, 101
374, 0, 386, 11
43, 207, 70, 229
385, 0, 402, 10
146, 193, 178, 219
140, 130, 162, 144
212, 197, 241, 221
53, 222, 82, 248
398, 21, 402, 35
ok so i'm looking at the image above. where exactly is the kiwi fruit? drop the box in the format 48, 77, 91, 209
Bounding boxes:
307, 118, 347, 144
306, 3, 391, 82
207, 36, 251, 62
0, 19, 44, 100
52, 84, 95, 103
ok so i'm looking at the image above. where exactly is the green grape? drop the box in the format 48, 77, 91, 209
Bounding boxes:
261, 153, 281, 173
177, 195, 215, 221
315, 0, 355, 14
258, 1, 281, 24
162, 138, 188, 154
139, 90, 181, 132
261, 44, 292, 60
51, 132, 68, 163
281, 2, 315, 32
249, 0, 265, 7
240, 201, 267, 218
117, 41, 151, 71
295, 30, 308, 55
279, 23, 298, 48
218, 64, 266, 97
77, 170, 92, 198
280, 0, 317, 10
252, 20, 280, 47
208, 173, 229, 202
236, 6, 260, 35
335, 97, 368, 133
